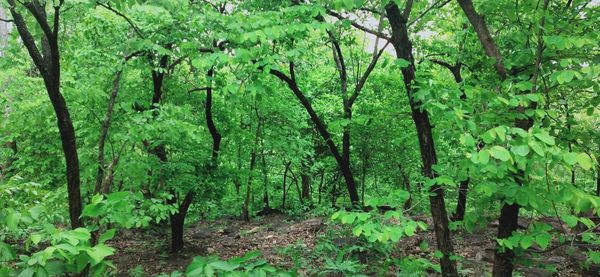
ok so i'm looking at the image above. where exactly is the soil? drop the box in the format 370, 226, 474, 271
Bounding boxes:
108, 213, 596, 276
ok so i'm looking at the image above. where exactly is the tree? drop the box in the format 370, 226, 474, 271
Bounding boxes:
6, 0, 82, 229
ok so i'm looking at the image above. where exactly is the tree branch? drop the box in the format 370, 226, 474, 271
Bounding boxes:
6, 0, 47, 77
326, 10, 391, 40
98, 1, 145, 38
269, 67, 344, 165
408, 0, 451, 26
456, 0, 508, 79
349, 40, 390, 106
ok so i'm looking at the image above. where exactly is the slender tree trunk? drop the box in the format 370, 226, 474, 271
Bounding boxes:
282, 162, 290, 209
456, 0, 550, 275
7, 1, 82, 229
399, 164, 412, 210
94, 71, 123, 194
385, 3, 458, 275
452, 179, 469, 221
242, 149, 256, 221
289, 168, 304, 206
270, 68, 360, 204
242, 109, 261, 221
430, 56, 471, 222
596, 164, 600, 197
170, 68, 221, 252
301, 172, 311, 202
318, 170, 325, 204
261, 148, 269, 209
170, 192, 193, 251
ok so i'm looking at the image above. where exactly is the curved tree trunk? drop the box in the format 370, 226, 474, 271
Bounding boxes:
7, 0, 82, 229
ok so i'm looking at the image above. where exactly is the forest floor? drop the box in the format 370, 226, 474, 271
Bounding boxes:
108, 213, 592, 276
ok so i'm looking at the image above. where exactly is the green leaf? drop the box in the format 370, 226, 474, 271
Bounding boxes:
511, 145, 530, 157
490, 146, 511, 161
520, 236, 534, 249
479, 150, 490, 164
186, 257, 208, 276
563, 152, 579, 165
30, 233, 42, 245
481, 129, 497, 144
209, 261, 238, 271
404, 221, 417, 236
98, 229, 116, 244
85, 244, 114, 265
395, 58, 410, 68
556, 70, 576, 84
0, 241, 16, 262
535, 232, 552, 249
534, 132, 555, 145
528, 141, 545, 156
577, 153, 593, 170
561, 214, 578, 228
6, 212, 20, 231
82, 203, 105, 218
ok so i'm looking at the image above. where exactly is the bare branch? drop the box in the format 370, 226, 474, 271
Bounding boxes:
350, 40, 390, 106
98, 2, 145, 38
408, 0, 451, 26
328, 30, 348, 96
6, 0, 47, 77
23, 1, 54, 39
327, 10, 391, 40
456, 0, 508, 79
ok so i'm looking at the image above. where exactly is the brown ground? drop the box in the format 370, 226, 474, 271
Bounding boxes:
108, 213, 596, 276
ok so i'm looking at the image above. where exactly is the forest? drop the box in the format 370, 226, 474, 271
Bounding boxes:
0, 0, 599, 276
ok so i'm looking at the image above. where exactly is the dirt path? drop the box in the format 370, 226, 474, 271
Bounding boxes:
109, 214, 592, 276
109, 214, 324, 276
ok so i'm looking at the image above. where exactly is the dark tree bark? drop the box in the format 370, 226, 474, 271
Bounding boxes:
318, 169, 325, 204
95, 71, 123, 194
242, 106, 261, 222
260, 144, 269, 209
281, 161, 290, 209
269, 16, 387, 206
170, 191, 194, 252
289, 168, 304, 206
452, 179, 469, 221
270, 67, 359, 204
7, 0, 82, 229
398, 164, 412, 211
456, 0, 508, 79
385, 2, 458, 275
456, 0, 549, 275
596, 164, 600, 197
429, 46, 472, 222
171, 68, 221, 252
301, 171, 311, 202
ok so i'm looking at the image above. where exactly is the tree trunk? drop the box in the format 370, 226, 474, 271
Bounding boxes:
242, 111, 261, 221
270, 69, 360, 204
318, 170, 325, 204
452, 179, 470, 221
398, 164, 412, 210
282, 162, 290, 209
8, 1, 83, 229
385, 3, 458, 275
261, 148, 269, 209
301, 172, 311, 202
170, 68, 221, 252
170, 191, 194, 252
596, 164, 600, 197
289, 168, 304, 206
